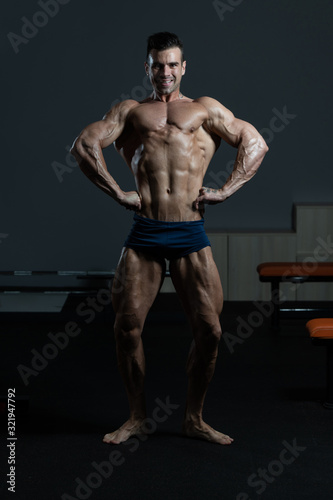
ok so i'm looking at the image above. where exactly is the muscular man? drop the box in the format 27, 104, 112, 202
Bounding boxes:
71, 32, 268, 445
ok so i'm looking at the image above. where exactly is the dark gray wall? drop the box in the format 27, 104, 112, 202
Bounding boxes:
1, 0, 332, 270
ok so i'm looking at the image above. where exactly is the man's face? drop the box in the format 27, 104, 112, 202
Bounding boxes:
145, 47, 186, 96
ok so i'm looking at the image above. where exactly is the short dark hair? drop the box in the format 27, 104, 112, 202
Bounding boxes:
146, 32, 184, 62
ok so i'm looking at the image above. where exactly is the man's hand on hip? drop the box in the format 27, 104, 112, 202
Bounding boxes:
193, 187, 225, 211
119, 191, 142, 211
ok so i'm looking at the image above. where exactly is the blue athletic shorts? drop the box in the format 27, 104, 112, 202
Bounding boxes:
124, 214, 211, 260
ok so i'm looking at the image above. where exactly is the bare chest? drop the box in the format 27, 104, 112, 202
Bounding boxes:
128, 100, 209, 136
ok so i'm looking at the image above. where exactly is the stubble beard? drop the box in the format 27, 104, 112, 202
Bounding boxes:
154, 77, 180, 96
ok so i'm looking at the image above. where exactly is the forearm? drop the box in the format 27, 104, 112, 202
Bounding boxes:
220, 135, 268, 200
71, 138, 124, 202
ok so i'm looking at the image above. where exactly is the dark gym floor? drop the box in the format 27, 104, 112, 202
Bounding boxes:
1, 294, 332, 500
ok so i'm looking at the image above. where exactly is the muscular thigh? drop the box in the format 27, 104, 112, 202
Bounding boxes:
169, 247, 223, 323
112, 247, 166, 320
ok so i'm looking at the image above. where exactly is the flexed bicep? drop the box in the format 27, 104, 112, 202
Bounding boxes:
72, 100, 137, 157
70, 100, 139, 203
199, 96, 259, 148
198, 96, 269, 202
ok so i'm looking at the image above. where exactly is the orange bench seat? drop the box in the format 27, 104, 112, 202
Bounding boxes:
256, 262, 333, 328
306, 318, 333, 339
306, 318, 333, 409
257, 262, 333, 278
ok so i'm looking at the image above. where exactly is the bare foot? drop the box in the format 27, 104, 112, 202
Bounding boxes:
183, 420, 234, 445
103, 418, 146, 444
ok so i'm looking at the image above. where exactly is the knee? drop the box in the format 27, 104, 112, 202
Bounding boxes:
208, 323, 222, 345
194, 317, 222, 347
211, 323, 222, 341
114, 312, 143, 350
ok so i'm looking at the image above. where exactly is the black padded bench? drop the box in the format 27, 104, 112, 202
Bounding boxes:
0, 269, 171, 293
0, 270, 116, 292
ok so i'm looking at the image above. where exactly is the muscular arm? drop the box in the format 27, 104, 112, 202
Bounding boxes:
70, 100, 141, 210
195, 97, 268, 207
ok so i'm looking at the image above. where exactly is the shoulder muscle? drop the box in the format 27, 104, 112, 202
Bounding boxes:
79, 100, 139, 149
196, 96, 257, 147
